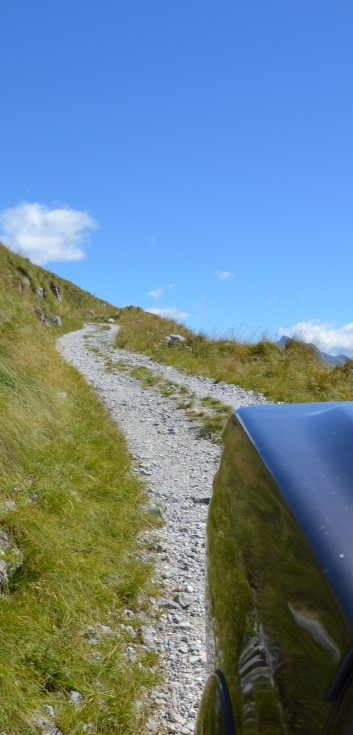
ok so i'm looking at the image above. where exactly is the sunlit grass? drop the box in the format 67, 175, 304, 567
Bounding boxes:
105, 357, 232, 443
114, 308, 353, 403
0, 247, 159, 732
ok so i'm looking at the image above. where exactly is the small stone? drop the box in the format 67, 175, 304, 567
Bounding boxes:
165, 334, 187, 346
91, 651, 102, 661
154, 697, 167, 706
52, 315, 62, 327
96, 624, 112, 635
123, 608, 135, 618
192, 496, 211, 505
0, 500, 16, 513
69, 690, 83, 704
56, 321, 266, 735
50, 284, 62, 302
118, 623, 136, 638
42, 705, 55, 718
167, 710, 185, 723
33, 716, 62, 735
160, 600, 181, 610
146, 719, 158, 732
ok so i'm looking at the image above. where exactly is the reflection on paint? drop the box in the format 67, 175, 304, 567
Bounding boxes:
288, 604, 340, 662
205, 415, 353, 734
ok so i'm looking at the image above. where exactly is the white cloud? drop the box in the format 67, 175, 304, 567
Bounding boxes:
278, 320, 353, 356
215, 270, 234, 280
148, 283, 175, 299
0, 201, 98, 265
146, 306, 189, 320
148, 287, 164, 299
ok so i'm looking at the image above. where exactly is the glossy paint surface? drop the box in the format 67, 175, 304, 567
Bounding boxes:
206, 407, 353, 734
236, 402, 353, 626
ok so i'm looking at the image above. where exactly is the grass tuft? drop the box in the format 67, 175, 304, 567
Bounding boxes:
114, 309, 353, 403
0, 244, 159, 733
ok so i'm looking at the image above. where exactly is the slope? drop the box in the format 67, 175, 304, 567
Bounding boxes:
0, 243, 157, 734
114, 308, 353, 403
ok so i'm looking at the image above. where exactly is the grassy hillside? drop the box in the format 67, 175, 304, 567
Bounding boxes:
1, 240, 352, 730
0, 242, 120, 332
114, 308, 353, 404
0, 245, 158, 733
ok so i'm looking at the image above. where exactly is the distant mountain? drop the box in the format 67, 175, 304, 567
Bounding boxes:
277, 335, 349, 367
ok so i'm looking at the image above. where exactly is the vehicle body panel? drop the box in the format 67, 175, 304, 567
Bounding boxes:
197, 402, 353, 734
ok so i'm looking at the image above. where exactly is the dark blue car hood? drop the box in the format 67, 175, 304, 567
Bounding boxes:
236, 402, 353, 627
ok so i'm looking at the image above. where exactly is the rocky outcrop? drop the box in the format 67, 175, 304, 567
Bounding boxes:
165, 334, 187, 346
0, 528, 23, 585
52, 315, 62, 327
50, 283, 62, 302
37, 308, 50, 326
18, 268, 31, 286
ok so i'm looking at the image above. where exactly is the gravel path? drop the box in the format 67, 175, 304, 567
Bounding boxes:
57, 324, 267, 735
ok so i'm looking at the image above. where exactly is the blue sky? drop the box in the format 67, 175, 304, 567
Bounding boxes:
1, 1, 353, 354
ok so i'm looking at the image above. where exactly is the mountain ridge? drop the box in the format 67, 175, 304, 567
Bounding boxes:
277, 334, 349, 367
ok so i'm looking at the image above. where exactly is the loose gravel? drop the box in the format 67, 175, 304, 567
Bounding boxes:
57, 324, 267, 734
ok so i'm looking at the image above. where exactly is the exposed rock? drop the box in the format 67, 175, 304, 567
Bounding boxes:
96, 623, 112, 635
33, 715, 62, 735
42, 706, 55, 719
0, 528, 23, 583
82, 625, 100, 644
146, 719, 159, 731
69, 690, 83, 704
0, 499, 16, 513
19, 269, 31, 286
192, 496, 210, 505
37, 308, 50, 326
50, 283, 62, 302
36, 287, 44, 298
166, 334, 187, 346
52, 315, 62, 327
108, 318, 115, 323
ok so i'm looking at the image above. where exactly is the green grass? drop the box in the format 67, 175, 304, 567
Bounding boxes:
105, 359, 232, 443
2, 237, 352, 730
0, 241, 120, 334
130, 366, 161, 387
113, 308, 353, 404
0, 246, 160, 733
